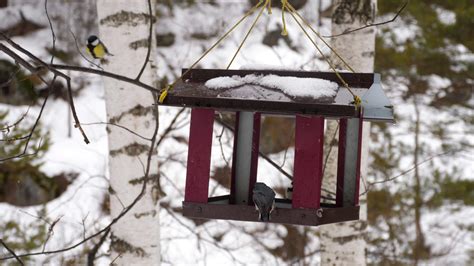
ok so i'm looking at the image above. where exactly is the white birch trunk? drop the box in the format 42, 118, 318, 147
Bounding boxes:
96, 0, 160, 264
320, 1, 376, 265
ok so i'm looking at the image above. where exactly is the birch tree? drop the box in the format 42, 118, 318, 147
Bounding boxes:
320, 0, 377, 265
96, 0, 160, 264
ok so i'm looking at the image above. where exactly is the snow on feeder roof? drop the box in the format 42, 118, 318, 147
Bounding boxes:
161, 68, 394, 122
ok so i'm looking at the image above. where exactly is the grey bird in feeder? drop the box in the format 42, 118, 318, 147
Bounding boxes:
253, 182, 276, 222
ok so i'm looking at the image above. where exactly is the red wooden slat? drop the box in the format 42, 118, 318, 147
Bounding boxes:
336, 118, 347, 207
292, 116, 324, 209
185, 108, 215, 203
247, 113, 261, 205
230, 112, 240, 204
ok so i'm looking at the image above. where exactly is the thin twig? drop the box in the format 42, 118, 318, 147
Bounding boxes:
81, 122, 152, 141
0, 239, 24, 265
0, 76, 56, 162
87, 228, 110, 266
324, 1, 408, 38
0, 107, 30, 134
51, 64, 159, 93
0, 95, 160, 261
360, 148, 466, 196
156, 107, 186, 148
109, 253, 122, 265
42, 215, 63, 253
44, 0, 56, 64
0, 33, 90, 144
216, 123, 230, 167
136, 0, 153, 81
322, 121, 339, 178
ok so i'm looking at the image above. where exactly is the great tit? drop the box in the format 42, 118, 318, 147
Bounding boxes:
86, 35, 113, 59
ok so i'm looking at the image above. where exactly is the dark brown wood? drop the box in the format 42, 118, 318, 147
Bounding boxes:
164, 88, 357, 117
159, 69, 371, 117
229, 112, 240, 205
336, 118, 347, 207
182, 200, 360, 226
182, 68, 375, 88
248, 113, 261, 205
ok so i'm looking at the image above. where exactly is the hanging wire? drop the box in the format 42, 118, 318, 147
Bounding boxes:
284, 3, 361, 106
280, 0, 289, 36
160, 0, 362, 107
286, 3, 355, 73
159, 0, 265, 103
227, 0, 269, 69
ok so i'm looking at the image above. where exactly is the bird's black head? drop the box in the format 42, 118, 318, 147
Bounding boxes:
87, 35, 98, 45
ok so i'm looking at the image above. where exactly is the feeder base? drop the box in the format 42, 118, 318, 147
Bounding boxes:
182, 195, 359, 226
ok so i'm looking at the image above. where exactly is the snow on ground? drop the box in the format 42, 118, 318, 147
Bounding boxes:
1, 0, 473, 265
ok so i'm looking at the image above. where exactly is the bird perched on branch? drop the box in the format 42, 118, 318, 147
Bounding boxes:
86, 35, 113, 59
253, 182, 276, 222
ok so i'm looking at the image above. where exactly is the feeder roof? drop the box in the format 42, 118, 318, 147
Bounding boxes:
160, 69, 394, 122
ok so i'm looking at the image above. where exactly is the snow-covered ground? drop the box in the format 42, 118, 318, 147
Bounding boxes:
1, 0, 473, 265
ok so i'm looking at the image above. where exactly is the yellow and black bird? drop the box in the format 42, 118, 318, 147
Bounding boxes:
86, 35, 113, 59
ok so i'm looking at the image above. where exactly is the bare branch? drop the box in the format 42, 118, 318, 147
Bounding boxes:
0, 33, 90, 144
42, 215, 64, 253
323, 1, 408, 38
360, 148, 467, 196
0, 94, 160, 262
87, 228, 110, 266
322, 121, 339, 178
156, 107, 186, 148
0, 239, 24, 265
44, 0, 56, 64
51, 64, 159, 93
0, 107, 30, 134
136, 0, 153, 81
82, 122, 152, 141
0, 75, 56, 162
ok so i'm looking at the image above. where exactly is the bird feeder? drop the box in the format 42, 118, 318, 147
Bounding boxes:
159, 68, 394, 226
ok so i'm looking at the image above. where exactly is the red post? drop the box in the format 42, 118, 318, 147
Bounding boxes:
247, 113, 261, 205
230, 113, 240, 204
184, 108, 215, 203
292, 116, 324, 209
336, 118, 347, 207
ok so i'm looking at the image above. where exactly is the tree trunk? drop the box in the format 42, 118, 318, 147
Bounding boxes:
413, 97, 426, 265
320, 0, 376, 265
96, 0, 160, 264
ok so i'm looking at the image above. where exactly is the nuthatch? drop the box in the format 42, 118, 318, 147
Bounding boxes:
252, 182, 276, 222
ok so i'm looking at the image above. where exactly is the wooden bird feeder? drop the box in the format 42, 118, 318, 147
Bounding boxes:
159, 68, 394, 226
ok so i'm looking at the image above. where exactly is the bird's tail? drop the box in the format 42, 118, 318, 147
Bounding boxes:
260, 212, 270, 222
